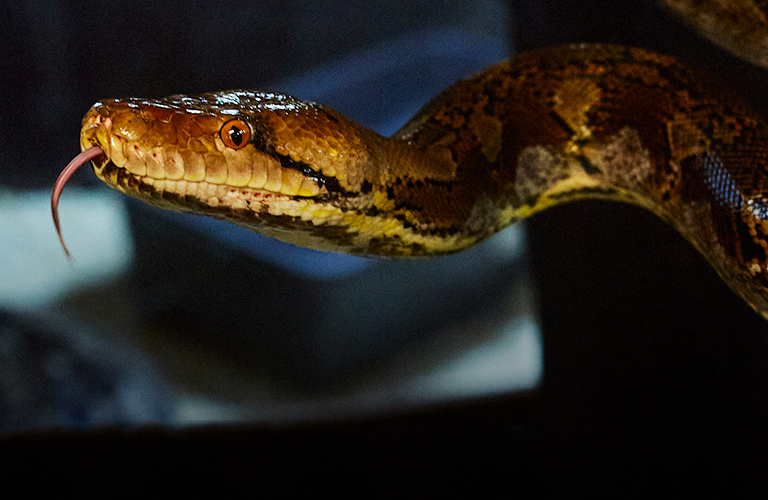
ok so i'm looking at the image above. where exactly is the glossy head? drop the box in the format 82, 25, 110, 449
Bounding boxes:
74, 91, 403, 253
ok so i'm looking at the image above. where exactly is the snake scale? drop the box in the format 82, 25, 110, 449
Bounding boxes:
53, 1, 768, 321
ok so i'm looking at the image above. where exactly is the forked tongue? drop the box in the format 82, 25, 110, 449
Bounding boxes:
51, 146, 106, 257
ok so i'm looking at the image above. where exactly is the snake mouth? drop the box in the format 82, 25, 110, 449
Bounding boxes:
95, 154, 309, 214
51, 142, 348, 257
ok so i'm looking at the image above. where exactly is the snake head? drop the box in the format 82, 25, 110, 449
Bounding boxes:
77, 91, 369, 202
56, 90, 456, 255
55, 88, 473, 257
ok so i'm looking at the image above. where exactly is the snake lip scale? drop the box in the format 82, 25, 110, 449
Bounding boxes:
54, 41, 768, 321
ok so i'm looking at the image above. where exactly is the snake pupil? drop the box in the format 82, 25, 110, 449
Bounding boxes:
229, 127, 243, 145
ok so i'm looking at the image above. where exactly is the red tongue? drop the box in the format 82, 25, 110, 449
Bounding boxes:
51, 146, 106, 257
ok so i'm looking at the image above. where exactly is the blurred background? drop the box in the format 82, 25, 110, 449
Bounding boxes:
2, 0, 768, 494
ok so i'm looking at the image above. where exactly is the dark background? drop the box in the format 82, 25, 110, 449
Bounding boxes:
2, 0, 768, 494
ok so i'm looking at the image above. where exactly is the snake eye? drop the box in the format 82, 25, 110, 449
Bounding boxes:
220, 119, 251, 149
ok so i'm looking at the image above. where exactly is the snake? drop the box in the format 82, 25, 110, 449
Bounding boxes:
52, 2, 768, 321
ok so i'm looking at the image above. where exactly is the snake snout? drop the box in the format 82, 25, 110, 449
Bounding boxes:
53, 100, 149, 257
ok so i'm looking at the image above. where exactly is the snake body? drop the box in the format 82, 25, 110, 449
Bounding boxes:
55, 41, 768, 319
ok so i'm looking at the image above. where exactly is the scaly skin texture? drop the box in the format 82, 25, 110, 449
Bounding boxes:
76, 44, 768, 319
660, 0, 768, 68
